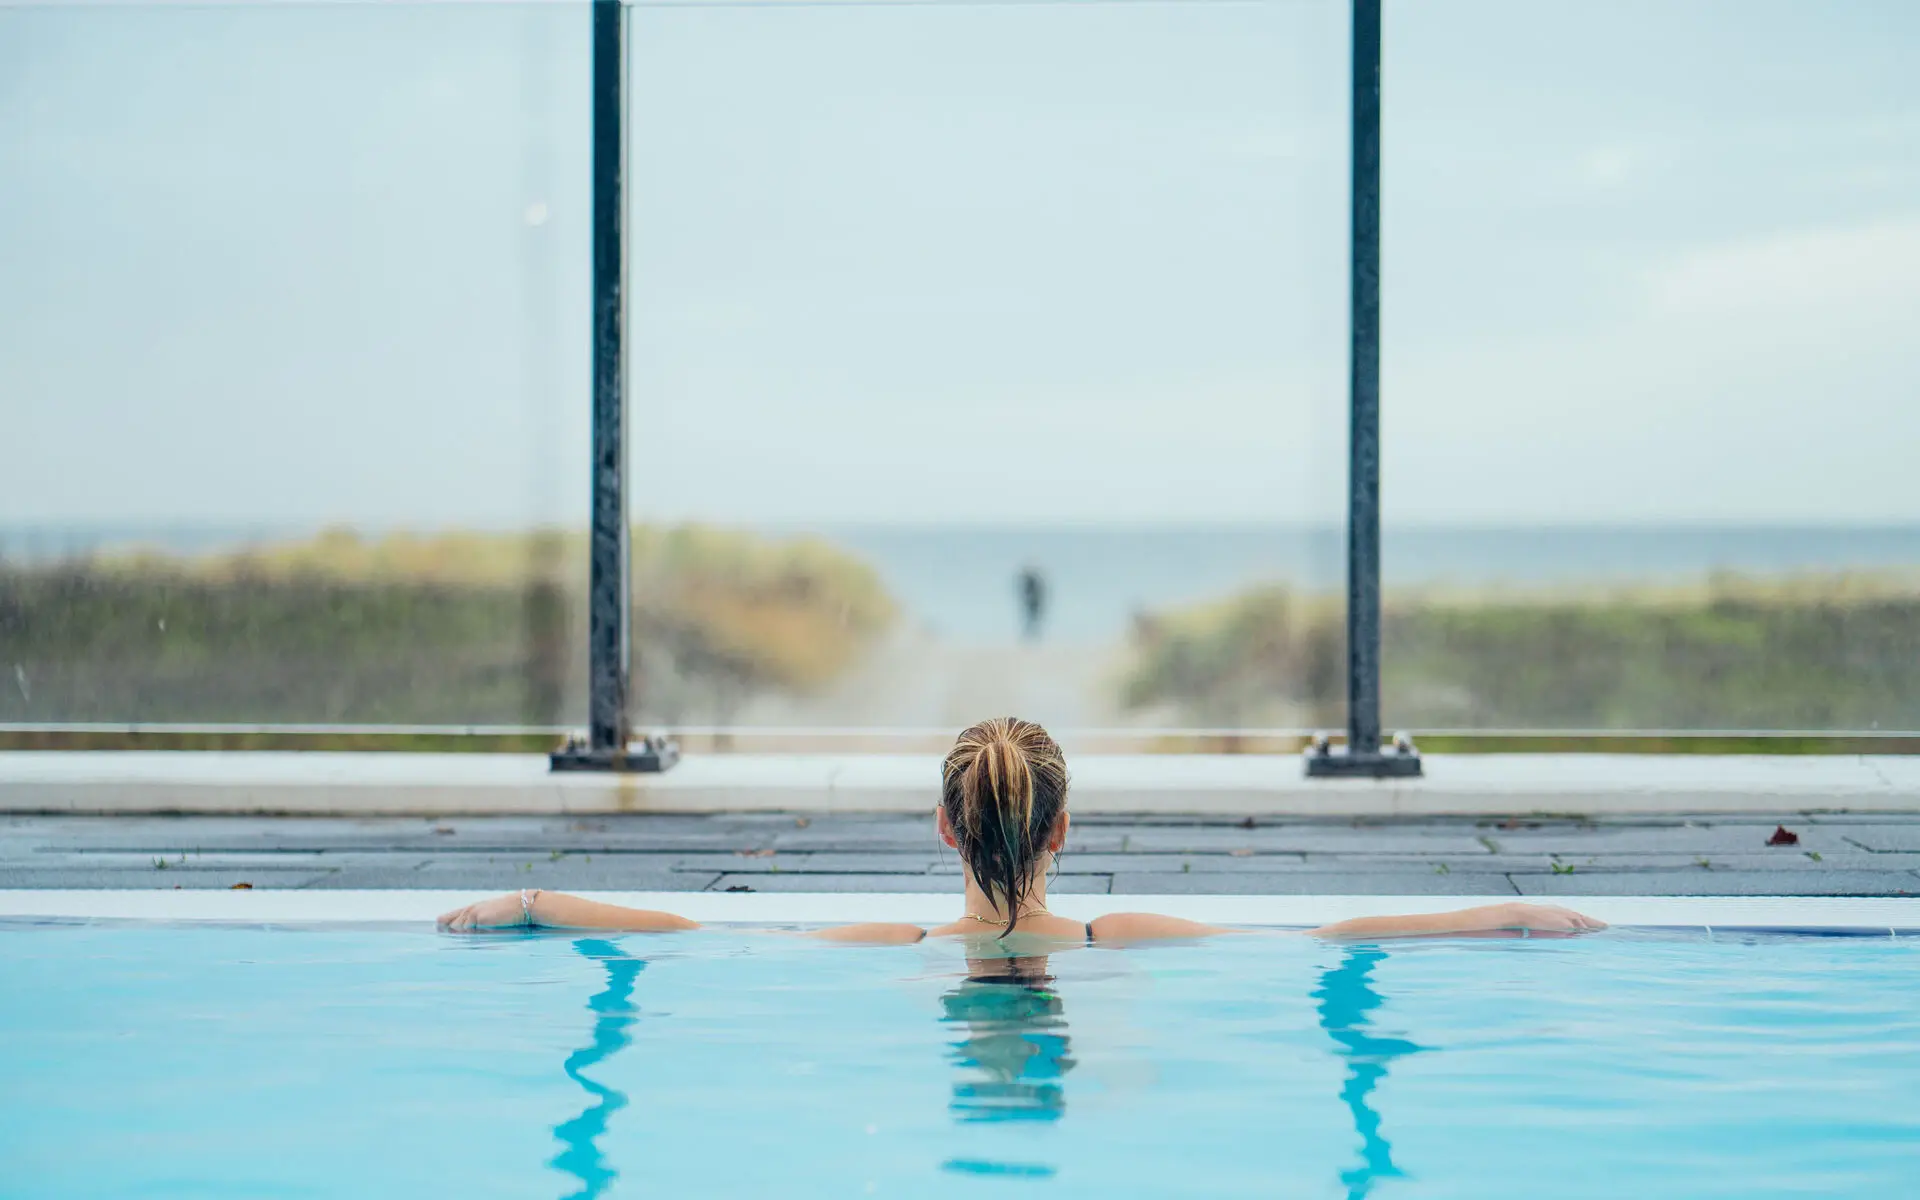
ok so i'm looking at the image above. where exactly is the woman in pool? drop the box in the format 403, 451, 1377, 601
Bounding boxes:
438, 717, 1604, 942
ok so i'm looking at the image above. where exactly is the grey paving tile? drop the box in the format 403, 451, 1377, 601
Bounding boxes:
666, 852, 942, 875
1588, 814, 1830, 825
1511, 870, 1920, 897
1474, 825, 1858, 856
408, 861, 715, 891
1109, 872, 1517, 896
1055, 853, 1309, 874
1091, 828, 1491, 855
301, 869, 443, 889
326, 869, 721, 892
1058, 850, 1914, 877
20, 850, 341, 867
1830, 826, 1920, 852
19, 832, 701, 855
10, 814, 1920, 897
24, 816, 438, 843
769, 830, 957, 853
43, 816, 791, 855
706, 873, 1111, 894
1070, 814, 1269, 827
0, 866, 336, 889
428, 834, 782, 854
1426, 852, 1920, 874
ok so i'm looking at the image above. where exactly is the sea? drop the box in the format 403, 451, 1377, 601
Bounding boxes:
6, 522, 1919, 644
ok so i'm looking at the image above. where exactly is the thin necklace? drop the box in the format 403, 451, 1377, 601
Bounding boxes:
961, 908, 1051, 926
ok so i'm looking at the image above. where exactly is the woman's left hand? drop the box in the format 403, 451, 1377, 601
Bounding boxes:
1491, 902, 1607, 934
437, 892, 529, 931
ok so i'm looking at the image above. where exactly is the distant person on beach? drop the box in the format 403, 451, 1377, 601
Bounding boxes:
1018, 566, 1047, 641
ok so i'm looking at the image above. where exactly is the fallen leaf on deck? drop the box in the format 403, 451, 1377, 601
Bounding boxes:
230, 882, 253, 890
736, 848, 776, 858
1766, 825, 1800, 846
1228, 848, 1256, 857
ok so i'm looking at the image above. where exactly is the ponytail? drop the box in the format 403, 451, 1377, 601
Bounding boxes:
942, 718, 1069, 935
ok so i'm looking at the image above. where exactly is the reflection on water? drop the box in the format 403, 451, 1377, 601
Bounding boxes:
942, 954, 1077, 1123
551, 939, 643, 1200
940, 953, 1073, 1180
540, 939, 1417, 1197
1314, 948, 1425, 1199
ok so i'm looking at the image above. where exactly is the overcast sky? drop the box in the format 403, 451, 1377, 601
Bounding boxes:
3, 0, 1917, 529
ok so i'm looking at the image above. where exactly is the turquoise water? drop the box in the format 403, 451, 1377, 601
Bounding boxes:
4, 924, 1918, 1198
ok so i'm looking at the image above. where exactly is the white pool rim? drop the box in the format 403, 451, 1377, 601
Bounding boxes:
3, 891, 1917, 933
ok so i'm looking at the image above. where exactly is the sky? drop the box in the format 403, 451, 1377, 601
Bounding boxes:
2, 0, 1917, 530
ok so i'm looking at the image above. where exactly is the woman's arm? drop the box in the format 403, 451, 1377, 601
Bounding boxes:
1090, 902, 1604, 944
438, 893, 1601, 941
1309, 902, 1605, 940
436, 892, 923, 942
437, 889, 698, 932
807, 922, 928, 945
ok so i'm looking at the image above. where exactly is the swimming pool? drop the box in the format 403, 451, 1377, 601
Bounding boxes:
5, 914, 1918, 1198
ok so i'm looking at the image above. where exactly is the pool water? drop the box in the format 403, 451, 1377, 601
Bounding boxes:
4, 924, 1918, 1198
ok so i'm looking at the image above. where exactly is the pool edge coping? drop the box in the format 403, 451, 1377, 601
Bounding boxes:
5, 890, 1917, 933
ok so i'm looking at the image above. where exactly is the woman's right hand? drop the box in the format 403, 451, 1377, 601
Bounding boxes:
437, 892, 529, 931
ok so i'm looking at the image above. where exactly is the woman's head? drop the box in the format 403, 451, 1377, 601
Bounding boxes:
938, 717, 1070, 933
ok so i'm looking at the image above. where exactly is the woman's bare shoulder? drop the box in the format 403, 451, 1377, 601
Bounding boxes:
1088, 912, 1247, 943
925, 915, 1085, 941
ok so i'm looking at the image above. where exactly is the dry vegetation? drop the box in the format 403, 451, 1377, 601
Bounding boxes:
0, 526, 895, 725
1122, 572, 1920, 732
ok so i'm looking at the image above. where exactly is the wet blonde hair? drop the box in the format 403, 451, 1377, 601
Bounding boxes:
941, 717, 1069, 935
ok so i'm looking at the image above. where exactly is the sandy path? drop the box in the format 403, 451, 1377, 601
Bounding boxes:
731, 630, 1133, 729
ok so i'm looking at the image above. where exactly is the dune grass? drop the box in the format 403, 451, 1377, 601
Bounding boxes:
0, 525, 894, 726
1122, 573, 1920, 733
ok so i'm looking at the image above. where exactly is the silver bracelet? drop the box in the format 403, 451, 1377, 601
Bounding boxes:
520, 888, 540, 928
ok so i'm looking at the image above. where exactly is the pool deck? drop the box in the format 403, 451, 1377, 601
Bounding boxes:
5, 809, 1918, 898
6, 751, 1919, 901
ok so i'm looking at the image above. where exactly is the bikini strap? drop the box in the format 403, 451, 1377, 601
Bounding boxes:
1085, 921, 1095, 946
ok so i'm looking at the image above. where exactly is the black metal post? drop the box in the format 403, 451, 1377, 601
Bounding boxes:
553, 0, 676, 773
1308, 0, 1419, 779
